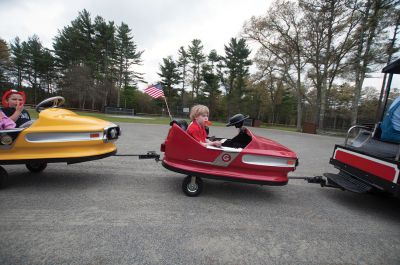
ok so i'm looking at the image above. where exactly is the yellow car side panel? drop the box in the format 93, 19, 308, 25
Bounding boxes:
2, 140, 116, 161
0, 108, 117, 162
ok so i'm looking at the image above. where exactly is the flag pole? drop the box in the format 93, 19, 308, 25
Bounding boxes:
163, 96, 173, 120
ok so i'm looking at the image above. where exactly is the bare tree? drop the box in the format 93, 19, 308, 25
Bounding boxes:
301, 0, 360, 129
252, 51, 283, 123
61, 65, 92, 109
350, 0, 398, 125
243, 0, 307, 131
385, 8, 400, 64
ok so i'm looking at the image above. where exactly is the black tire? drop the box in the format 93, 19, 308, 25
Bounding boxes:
182, 175, 203, 197
0, 166, 8, 189
26, 162, 47, 173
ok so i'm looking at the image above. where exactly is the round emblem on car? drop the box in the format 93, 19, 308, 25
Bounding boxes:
0, 134, 13, 145
222, 154, 231, 162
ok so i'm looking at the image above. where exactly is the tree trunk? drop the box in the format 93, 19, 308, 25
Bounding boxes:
181, 65, 186, 106
314, 77, 322, 127
34, 75, 38, 105
82, 95, 86, 110
17, 69, 22, 88
296, 60, 302, 131
351, 0, 375, 126
191, 66, 196, 100
318, 0, 335, 130
319, 85, 327, 129
386, 11, 400, 64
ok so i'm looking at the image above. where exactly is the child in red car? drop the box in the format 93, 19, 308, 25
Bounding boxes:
187, 105, 221, 147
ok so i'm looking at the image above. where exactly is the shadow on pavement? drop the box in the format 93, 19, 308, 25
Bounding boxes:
3, 169, 104, 190
324, 190, 400, 221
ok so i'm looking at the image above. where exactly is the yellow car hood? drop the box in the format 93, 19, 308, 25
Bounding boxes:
28, 108, 114, 132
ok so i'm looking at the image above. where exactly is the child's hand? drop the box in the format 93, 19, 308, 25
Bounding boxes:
0, 112, 4, 118
16, 102, 24, 112
212, 141, 222, 147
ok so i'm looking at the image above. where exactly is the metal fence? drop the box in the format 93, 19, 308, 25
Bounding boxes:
104, 107, 134, 116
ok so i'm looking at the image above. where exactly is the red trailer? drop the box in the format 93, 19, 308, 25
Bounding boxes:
161, 119, 298, 197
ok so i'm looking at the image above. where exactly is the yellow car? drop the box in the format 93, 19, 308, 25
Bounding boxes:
0, 96, 120, 187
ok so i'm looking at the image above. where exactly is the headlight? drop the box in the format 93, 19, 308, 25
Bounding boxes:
109, 128, 117, 139
0, 134, 13, 145
103, 126, 121, 142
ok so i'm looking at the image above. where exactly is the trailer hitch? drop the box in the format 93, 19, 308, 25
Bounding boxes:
289, 176, 344, 190
114, 151, 161, 162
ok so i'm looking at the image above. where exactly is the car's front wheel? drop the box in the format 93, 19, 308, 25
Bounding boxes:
182, 175, 203, 197
0, 166, 8, 189
26, 162, 47, 173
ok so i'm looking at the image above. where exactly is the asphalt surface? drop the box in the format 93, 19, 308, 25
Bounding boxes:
0, 123, 399, 265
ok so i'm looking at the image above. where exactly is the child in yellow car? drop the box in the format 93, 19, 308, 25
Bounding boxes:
0, 110, 15, 130
1, 89, 31, 127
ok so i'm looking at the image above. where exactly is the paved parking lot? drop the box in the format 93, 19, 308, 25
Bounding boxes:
0, 123, 399, 264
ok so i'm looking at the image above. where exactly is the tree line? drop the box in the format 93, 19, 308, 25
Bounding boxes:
157, 38, 252, 120
243, 0, 400, 130
152, 0, 400, 130
0, 1, 399, 131
0, 9, 153, 113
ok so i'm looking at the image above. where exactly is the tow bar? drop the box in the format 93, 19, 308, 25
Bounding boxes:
114, 151, 161, 162
289, 175, 344, 190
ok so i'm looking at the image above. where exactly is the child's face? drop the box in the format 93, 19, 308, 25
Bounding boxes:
195, 113, 209, 126
7, 94, 23, 108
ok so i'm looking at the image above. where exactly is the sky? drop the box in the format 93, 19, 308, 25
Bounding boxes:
0, 0, 272, 90
0, 0, 393, 91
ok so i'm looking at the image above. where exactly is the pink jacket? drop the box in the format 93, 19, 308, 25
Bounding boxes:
0, 112, 16, 130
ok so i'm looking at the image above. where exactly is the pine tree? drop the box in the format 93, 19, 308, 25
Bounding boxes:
188, 39, 205, 99
0, 38, 11, 86
158, 56, 180, 98
201, 63, 221, 118
208, 49, 220, 69
222, 38, 251, 115
39, 48, 57, 95
115, 22, 143, 107
94, 15, 116, 107
53, 10, 143, 110
177, 46, 189, 105
23, 35, 44, 104
10, 37, 25, 88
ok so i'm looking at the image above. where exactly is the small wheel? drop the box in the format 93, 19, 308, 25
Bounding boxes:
26, 162, 47, 173
0, 166, 8, 189
182, 175, 203, 197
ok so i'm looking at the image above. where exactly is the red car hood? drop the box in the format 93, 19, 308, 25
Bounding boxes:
244, 129, 297, 158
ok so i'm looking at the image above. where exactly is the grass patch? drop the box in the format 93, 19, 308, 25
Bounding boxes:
27, 108, 38, 119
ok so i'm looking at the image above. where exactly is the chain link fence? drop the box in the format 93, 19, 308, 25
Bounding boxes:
104, 107, 134, 116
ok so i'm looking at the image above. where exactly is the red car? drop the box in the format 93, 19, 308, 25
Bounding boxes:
161, 115, 298, 196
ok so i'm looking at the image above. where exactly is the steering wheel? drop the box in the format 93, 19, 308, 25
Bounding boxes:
35, 96, 65, 113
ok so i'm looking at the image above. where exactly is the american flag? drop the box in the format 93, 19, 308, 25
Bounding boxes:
145, 83, 164, 99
